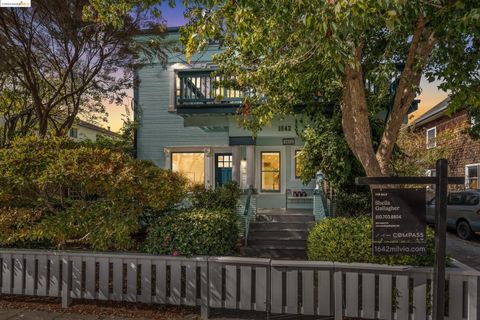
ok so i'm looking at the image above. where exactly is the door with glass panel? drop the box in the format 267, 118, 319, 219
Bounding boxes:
261, 152, 281, 192
215, 153, 233, 186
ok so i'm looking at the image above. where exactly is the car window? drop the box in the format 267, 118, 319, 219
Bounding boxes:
463, 193, 479, 205
447, 193, 463, 205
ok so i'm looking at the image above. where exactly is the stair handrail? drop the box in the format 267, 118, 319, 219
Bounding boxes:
243, 186, 256, 246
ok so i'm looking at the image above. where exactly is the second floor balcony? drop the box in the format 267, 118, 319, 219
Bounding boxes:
175, 69, 245, 114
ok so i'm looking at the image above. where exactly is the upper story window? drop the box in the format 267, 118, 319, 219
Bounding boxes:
466, 164, 480, 189
426, 127, 436, 149
69, 127, 78, 139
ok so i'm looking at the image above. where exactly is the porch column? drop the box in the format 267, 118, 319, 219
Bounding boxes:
246, 145, 255, 188
204, 148, 212, 188
232, 146, 241, 183
163, 148, 171, 170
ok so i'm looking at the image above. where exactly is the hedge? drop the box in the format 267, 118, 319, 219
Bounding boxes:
144, 208, 239, 256
0, 136, 188, 251
307, 216, 438, 266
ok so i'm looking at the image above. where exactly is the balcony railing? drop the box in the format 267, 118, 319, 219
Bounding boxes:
175, 69, 245, 109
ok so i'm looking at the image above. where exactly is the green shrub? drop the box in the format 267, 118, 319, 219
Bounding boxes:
333, 191, 371, 216
190, 181, 241, 212
308, 216, 437, 266
144, 208, 239, 256
0, 135, 187, 250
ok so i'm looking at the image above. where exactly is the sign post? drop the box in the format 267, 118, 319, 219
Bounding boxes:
433, 159, 449, 320
355, 159, 464, 320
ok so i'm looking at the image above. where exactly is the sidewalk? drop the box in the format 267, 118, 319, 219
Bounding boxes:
0, 309, 158, 320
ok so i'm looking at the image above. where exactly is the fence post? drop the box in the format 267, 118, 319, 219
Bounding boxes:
266, 259, 271, 320
201, 258, 210, 319
334, 269, 342, 320
61, 257, 71, 308
433, 158, 448, 320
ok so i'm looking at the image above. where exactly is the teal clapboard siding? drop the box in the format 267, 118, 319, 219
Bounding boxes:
135, 29, 229, 167
136, 63, 228, 168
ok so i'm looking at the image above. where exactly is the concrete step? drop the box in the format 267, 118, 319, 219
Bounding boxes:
240, 246, 307, 259
248, 229, 309, 239
246, 238, 307, 247
249, 221, 315, 231
256, 214, 315, 222
257, 208, 313, 215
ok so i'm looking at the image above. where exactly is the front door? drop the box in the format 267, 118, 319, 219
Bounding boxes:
215, 153, 233, 186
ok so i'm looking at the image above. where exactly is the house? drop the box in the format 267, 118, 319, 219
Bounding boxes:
408, 97, 480, 189
134, 27, 421, 210
134, 27, 315, 209
68, 119, 121, 142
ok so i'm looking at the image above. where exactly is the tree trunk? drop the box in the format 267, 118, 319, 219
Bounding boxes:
340, 47, 384, 177
38, 113, 49, 138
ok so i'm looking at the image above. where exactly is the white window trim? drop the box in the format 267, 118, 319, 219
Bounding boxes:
465, 163, 480, 189
425, 169, 436, 177
426, 127, 437, 149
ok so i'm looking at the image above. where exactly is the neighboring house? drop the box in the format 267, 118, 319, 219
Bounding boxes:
68, 119, 120, 142
408, 97, 480, 189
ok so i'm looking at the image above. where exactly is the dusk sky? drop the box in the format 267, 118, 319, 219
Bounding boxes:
104, 1, 448, 132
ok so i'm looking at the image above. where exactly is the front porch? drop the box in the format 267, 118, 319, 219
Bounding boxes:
164, 142, 317, 210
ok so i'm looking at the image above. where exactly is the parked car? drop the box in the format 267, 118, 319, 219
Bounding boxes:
426, 190, 480, 240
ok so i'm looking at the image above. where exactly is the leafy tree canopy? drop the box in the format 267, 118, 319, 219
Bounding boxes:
181, 0, 480, 177
0, 0, 169, 142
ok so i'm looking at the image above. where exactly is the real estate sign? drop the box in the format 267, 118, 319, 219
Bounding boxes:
372, 188, 426, 255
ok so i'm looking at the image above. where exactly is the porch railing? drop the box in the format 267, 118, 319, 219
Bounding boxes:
0, 249, 478, 320
175, 69, 245, 108
242, 186, 256, 245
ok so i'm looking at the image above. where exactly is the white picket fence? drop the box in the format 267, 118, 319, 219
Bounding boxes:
0, 249, 479, 320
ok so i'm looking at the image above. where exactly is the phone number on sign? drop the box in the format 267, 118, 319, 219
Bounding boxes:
375, 214, 402, 219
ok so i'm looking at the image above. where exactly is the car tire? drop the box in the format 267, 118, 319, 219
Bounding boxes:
457, 220, 474, 240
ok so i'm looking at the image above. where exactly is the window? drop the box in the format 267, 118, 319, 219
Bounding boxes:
447, 193, 463, 205
294, 150, 303, 179
217, 154, 232, 168
69, 127, 78, 139
426, 127, 436, 149
425, 169, 436, 177
171, 152, 205, 185
463, 193, 479, 206
261, 152, 280, 192
466, 164, 480, 189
